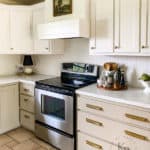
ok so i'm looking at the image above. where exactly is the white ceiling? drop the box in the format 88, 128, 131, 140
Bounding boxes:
0, 0, 44, 5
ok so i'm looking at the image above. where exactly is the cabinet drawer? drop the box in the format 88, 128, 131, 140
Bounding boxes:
78, 96, 150, 129
78, 132, 117, 150
20, 83, 34, 96
20, 110, 35, 131
20, 94, 34, 113
78, 111, 150, 150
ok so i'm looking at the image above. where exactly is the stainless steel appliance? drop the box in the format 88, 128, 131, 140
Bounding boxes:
35, 63, 99, 150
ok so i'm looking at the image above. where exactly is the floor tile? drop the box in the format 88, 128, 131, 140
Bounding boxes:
0, 128, 57, 150
0, 145, 12, 150
0, 135, 12, 147
12, 140, 40, 150
7, 128, 34, 142
6, 140, 19, 148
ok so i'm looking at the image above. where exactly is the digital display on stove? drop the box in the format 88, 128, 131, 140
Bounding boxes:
63, 63, 94, 73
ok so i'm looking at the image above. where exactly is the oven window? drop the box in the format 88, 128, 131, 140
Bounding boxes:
41, 95, 65, 120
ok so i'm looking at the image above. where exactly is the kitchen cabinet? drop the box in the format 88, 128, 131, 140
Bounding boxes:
0, 5, 10, 52
20, 82, 35, 131
89, 0, 114, 54
90, 0, 141, 55
10, 7, 33, 52
141, 0, 150, 53
114, 0, 140, 53
33, 3, 64, 54
0, 3, 64, 54
77, 95, 150, 150
33, 4, 49, 53
0, 83, 19, 134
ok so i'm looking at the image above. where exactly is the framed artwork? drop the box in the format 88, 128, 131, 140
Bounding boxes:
53, 0, 72, 17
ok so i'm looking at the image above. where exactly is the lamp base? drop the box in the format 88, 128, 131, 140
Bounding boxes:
24, 67, 33, 75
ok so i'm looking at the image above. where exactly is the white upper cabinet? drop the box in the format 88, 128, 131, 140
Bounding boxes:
10, 7, 33, 52
114, 0, 140, 53
0, 5, 10, 51
90, 0, 142, 55
141, 0, 150, 53
49, 39, 64, 54
33, 4, 50, 52
32, 3, 64, 54
89, 0, 114, 55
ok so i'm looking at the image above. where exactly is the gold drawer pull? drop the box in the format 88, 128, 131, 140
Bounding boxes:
24, 99, 28, 102
86, 140, 102, 149
24, 115, 30, 119
125, 130, 149, 141
86, 104, 103, 111
86, 118, 103, 127
125, 113, 149, 123
24, 88, 29, 92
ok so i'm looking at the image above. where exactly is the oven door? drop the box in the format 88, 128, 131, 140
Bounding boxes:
35, 88, 74, 135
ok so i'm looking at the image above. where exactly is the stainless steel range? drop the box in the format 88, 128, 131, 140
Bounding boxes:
35, 63, 99, 150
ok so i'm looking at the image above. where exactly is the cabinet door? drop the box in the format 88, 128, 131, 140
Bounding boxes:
0, 6, 10, 51
10, 7, 33, 52
114, 0, 140, 53
141, 0, 150, 53
0, 84, 19, 134
49, 40, 64, 54
89, 0, 114, 54
33, 6, 50, 52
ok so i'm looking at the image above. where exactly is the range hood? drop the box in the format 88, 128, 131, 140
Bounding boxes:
37, 19, 89, 39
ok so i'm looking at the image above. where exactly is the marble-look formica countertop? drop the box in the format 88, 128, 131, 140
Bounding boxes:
0, 74, 55, 86
76, 84, 150, 109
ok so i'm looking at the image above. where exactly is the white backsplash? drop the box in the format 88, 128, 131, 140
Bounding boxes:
0, 55, 20, 76
34, 39, 150, 88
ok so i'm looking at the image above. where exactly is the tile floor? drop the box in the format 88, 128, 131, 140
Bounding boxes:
0, 128, 57, 150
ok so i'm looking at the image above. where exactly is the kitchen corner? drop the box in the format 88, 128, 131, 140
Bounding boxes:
0, 74, 55, 86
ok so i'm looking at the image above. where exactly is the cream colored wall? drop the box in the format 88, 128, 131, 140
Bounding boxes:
0, 55, 20, 75
35, 39, 150, 88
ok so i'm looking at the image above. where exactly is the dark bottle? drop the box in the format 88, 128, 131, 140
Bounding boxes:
113, 68, 121, 89
120, 71, 126, 88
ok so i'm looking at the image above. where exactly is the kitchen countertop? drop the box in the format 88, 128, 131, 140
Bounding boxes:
0, 74, 55, 86
76, 84, 150, 109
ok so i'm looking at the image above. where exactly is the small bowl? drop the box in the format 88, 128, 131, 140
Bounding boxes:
140, 80, 150, 94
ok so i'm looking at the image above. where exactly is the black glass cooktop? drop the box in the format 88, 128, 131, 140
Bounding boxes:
36, 77, 95, 90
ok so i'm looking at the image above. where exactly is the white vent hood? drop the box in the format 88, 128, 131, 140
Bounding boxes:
37, 19, 89, 39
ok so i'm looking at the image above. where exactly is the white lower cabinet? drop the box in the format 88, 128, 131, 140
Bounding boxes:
0, 83, 19, 134
77, 95, 150, 150
78, 132, 117, 150
20, 110, 34, 131
19, 82, 35, 132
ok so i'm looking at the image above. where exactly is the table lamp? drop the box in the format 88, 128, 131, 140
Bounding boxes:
23, 55, 33, 75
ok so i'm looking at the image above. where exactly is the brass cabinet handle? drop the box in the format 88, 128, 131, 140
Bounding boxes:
91, 47, 96, 49
114, 46, 119, 49
125, 130, 149, 141
24, 115, 30, 119
24, 99, 28, 102
142, 45, 149, 49
86, 140, 102, 149
86, 104, 104, 111
86, 118, 103, 127
125, 113, 149, 123
24, 88, 29, 92
142, 45, 146, 49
